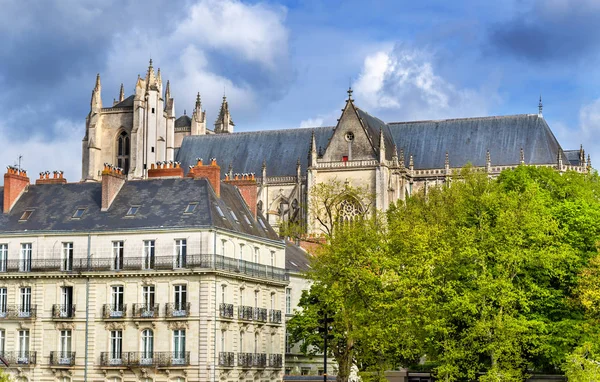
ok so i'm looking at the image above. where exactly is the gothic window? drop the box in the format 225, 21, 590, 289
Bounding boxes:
338, 197, 363, 223
116, 131, 130, 174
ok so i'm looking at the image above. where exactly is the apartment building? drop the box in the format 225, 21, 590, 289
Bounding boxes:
0, 160, 287, 382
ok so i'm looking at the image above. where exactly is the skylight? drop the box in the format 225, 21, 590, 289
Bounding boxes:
230, 210, 239, 222
243, 215, 251, 225
215, 205, 225, 218
258, 218, 267, 229
19, 209, 34, 221
72, 208, 86, 219
126, 206, 139, 216
184, 203, 198, 214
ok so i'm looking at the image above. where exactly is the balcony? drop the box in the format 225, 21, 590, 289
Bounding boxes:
218, 352, 235, 367
101, 352, 190, 368
238, 352, 253, 368
238, 305, 253, 321
126, 352, 159, 367
0, 254, 289, 282
253, 353, 267, 368
156, 351, 190, 367
49, 351, 76, 366
269, 353, 283, 368
100, 352, 127, 367
219, 303, 234, 319
132, 304, 159, 319
102, 304, 127, 319
52, 304, 76, 319
254, 307, 267, 323
165, 303, 190, 318
0, 351, 37, 365
0, 305, 37, 319
269, 309, 282, 324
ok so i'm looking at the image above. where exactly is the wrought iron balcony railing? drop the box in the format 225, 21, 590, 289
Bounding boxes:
219, 303, 234, 319
126, 352, 159, 367
254, 307, 268, 322
269, 309, 282, 324
238, 305, 253, 321
238, 352, 253, 368
165, 303, 190, 318
0, 305, 37, 319
52, 304, 76, 319
0, 254, 289, 282
0, 351, 37, 365
253, 353, 267, 368
268, 353, 283, 368
132, 304, 159, 319
218, 352, 235, 367
156, 351, 190, 367
102, 304, 127, 319
100, 352, 128, 367
101, 351, 190, 368
49, 351, 75, 366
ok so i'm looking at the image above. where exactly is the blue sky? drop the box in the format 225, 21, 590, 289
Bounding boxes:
1, 0, 599, 181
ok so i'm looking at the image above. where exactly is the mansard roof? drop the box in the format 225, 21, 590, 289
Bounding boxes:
285, 242, 312, 273
388, 114, 566, 169
111, 95, 134, 108
176, 127, 334, 177
175, 115, 192, 128
0, 178, 279, 240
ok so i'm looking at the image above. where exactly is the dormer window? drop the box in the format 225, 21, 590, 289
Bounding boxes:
230, 210, 239, 222
126, 206, 139, 217
215, 205, 225, 218
19, 210, 34, 221
184, 203, 198, 214
72, 208, 86, 219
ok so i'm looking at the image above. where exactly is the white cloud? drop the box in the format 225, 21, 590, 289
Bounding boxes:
299, 117, 324, 129
353, 45, 495, 121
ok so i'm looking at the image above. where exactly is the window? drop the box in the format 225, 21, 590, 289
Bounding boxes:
220, 330, 226, 352
143, 240, 155, 270
271, 293, 275, 310
338, 197, 364, 223
270, 251, 275, 267
221, 240, 226, 256
0, 329, 5, 354
254, 247, 259, 264
174, 239, 186, 268
258, 218, 267, 229
126, 206, 139, 216
254, 290, 259, 308
62, 242, 73, 271
239, 288, 244, 306
59, 330, 72, 361
143, 285, 155, 309
110, 330, 123, 364
238, 244, 244, 268
19, 287, 31, 317
60, 286, 73, 317
116, 131, 130, 174
112, 241, 124, 270
20, 243, 32, 272
230, 210, 239, 222
254, 332, 260, 353
19, 209, 34, 221
174, 285, 187, 315
221, 285, 226, 304
151, 107, 155, 114
18, 330, 29, 360
173, 330, 186, 363
72, 208, 86, 219
239, 331, 244, 352
301, 368, 310, 376
243, 214, 251, 225
111, 285, 124, 317
0, 288, 6, 317
0, 245, 6, 272
285, 288, 291, 314
184, 203, 197, 214
215, 205, 225, 218
141, 329, 154, 363
285, 332, 292, 353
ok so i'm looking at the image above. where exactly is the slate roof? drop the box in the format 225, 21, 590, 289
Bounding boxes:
112, 95, 134, 109
175, 115, 192, 128
564, 150, 581, 166
176, 127, 334, 177
0, 179, 279, 240
285, 242, 312, 273
355, 108, 395, 160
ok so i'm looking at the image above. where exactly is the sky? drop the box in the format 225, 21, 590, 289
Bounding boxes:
1, 0, 599, 182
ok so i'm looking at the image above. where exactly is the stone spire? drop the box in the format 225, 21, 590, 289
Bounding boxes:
309, 130, 317, 166
520, 147, 525, 164
262, 159, 267, 183
165, 80, 171, 100
588, 154, 592, 172
214, 95, 234, 134
409, 154, 414, 174
118, 83, 125, 102
538, 95, 543, 118
379, 128, 386, 163
145, 59, 158, 91
90, 73, 102, 112
445, 151, 449, 168
557, 148, 563, 171
399, 148, 405, 170
392, 145, 399, 167
486, 149, 491, 172
191, 92, 206, 135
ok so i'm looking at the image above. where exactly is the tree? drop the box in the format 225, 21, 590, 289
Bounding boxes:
0, 369, 12, 382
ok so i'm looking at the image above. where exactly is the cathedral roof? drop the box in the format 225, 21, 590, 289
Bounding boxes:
355, 108, 395, 160
564, 150, 581, 166
175, 115, 192, 128
111, 95, 134, 108
0, 178, 279, 240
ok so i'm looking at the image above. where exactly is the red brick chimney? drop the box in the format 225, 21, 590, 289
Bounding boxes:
101, 164, 126, 211
36, 170, 67, 185
188, 158, 221, 197
148, 161, 184, 179
4, 166, 30, 213
224, 172, 258, 218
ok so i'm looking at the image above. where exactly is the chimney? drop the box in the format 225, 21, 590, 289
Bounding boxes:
3, 166, 29, 213
101, 164, 126, 211
36, 170, 67, 185
224, 172, 258, 218
188, 158, 221, 197
148, 161, 184, 179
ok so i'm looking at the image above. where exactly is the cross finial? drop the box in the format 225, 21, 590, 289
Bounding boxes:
538, 95, 543, 117
347, 86, 353, 100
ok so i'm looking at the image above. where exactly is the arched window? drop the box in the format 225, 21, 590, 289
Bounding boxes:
141, 329, 154, 363
338, 197, 364, 223
116, 131, 130, 174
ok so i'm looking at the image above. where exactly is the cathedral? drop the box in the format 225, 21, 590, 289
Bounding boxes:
82, 61, 591, 233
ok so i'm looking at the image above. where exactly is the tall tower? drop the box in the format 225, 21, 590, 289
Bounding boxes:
214, 96, 234, 134
191, 93, 207, 135
82, 74, 103, 181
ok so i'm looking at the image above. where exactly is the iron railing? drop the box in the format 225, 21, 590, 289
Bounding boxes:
269, 353, 283, 368
49, 351, 75, 366
0, 305, 37, 319
0, 351, 37, 365
218, 352, 235, 367
238, 352, 253, 368
100, 352, 127, 367
132, 304, 159, 319
269, 309, 282, 324
102, 304, 127, 319
0, 254, 289, 282
253, 353, 267, 368
156, 351, 190, 367
165, 303, 190, 318
254, 307, 268, 322
238, 306, 253, 321
126, 352, 159, 367
219, 303, 234, 318
52, 304, 76, 319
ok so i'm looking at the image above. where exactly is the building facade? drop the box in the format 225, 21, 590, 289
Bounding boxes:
0, 162, 288, 382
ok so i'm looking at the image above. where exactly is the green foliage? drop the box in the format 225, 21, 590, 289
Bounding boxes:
0, 369, 12, 382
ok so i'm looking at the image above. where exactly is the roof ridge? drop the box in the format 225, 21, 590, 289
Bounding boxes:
388, 114, 537, 125
184, 125, 335, 138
